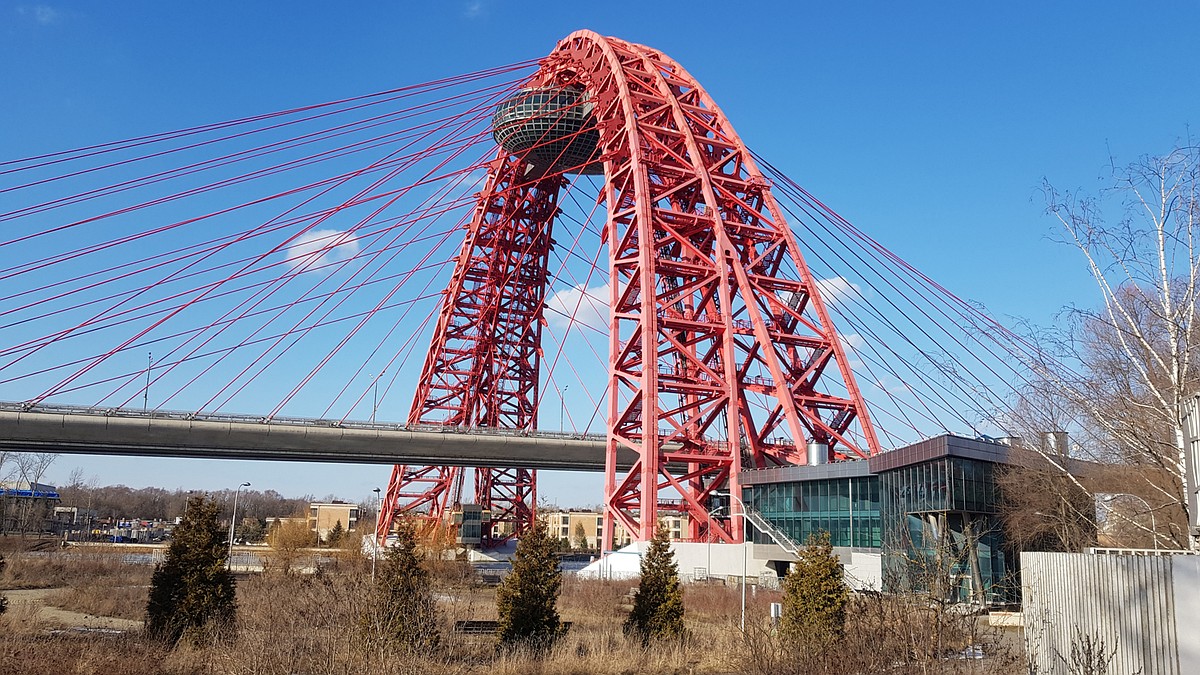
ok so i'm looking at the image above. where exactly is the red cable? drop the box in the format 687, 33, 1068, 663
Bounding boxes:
0, 59, 538, 174
166, 150, 492, 412
14, 291, 448, 396
262, 109, 505, 416
7, 85, 513, 380
0, 104, 502, 255
178, 92, 509, 413
0, 79, 522, 223
0, 172, 485, 331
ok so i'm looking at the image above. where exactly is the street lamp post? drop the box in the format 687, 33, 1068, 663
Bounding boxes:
370, 372, 384, 425
715, 491, 750, 632
182, 489, 199, 519
1099, 493, 1159, 551
372, 487, 382, 580
143, 352, 152, 412
227, 482, 251, 571
560, 385, 568, 432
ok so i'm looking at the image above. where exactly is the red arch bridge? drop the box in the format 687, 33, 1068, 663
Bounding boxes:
0, 31, 1059, 551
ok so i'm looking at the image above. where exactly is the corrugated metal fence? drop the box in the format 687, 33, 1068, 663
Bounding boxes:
1021, 552, 1200, 675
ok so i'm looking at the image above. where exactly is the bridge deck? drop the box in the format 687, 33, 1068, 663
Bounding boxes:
0, 403, 625, 471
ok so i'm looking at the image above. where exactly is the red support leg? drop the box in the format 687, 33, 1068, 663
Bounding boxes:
376, 464, 460, 543
545, 32, 881, 551
379, 154, 561, 546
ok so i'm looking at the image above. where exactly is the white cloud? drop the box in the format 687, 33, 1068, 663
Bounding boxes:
814, 275, 862, 307
872, 374, 911, 396
463, 1, 485, 18
834, 331, 866, 370
546, 282, 609, 330
841, 331, 865, 353
284, 229, 361, 272
17, 4, 62, 24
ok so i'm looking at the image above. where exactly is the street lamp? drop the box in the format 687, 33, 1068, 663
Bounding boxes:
370, 371, 384, 425
715, 490, 750, 632
559, 385, 569, 432
1098, 493, 1158, 551
372, 487, 382, 580
227, 482, 251, 571
143, 352, 152, 412
182, 489, 199, 519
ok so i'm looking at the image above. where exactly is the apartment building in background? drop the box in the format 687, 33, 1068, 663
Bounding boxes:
308, 501, 359, 541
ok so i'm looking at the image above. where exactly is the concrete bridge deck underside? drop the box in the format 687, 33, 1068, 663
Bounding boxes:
0, 404, 626, 471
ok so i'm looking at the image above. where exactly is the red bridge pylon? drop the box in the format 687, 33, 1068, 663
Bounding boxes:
378, 30, 880, 550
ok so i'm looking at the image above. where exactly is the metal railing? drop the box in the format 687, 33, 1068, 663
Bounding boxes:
1, 400, 612, 441
2, 401, 805, 452
743, 506, 801, 556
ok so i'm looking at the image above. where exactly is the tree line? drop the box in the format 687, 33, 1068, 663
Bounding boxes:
56, 480, 317, 523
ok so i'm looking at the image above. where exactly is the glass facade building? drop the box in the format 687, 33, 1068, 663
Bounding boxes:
877, 455, 1015, 604
740, 434, 1020, 606
745, 474, 880, 548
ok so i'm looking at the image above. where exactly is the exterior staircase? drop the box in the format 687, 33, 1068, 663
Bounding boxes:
743, 506, 801, 556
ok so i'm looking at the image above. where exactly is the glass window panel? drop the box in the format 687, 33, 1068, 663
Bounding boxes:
837, 479, 850, 511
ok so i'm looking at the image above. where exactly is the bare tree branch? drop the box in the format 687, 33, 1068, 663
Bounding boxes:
1025, 144, 1200, 548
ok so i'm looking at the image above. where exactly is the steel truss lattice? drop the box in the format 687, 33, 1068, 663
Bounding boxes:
379, 31, 880, 550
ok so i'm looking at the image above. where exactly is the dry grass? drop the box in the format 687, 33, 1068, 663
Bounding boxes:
0, 632, 189, 675
0, 546, 1027, 674
0, 598, 173, 675
734, 593, 1027, 675
1, 546, 151, 621
0, 596, 45, 636
0, 536, 59, 555
0, 546, 148, 590
57, 583, 149, 620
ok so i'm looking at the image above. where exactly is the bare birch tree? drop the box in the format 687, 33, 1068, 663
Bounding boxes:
14, 452, 57, 489
13, 452, 57, 534
0, 451, 11, 535
1037, 142, 1200, 547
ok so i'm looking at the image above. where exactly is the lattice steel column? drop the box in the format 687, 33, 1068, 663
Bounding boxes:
380, 154, 561, 546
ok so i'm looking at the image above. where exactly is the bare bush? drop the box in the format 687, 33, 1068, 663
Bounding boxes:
738, 592, 1024, 674
0, 546, 1028, 674
265, 517, 316, 575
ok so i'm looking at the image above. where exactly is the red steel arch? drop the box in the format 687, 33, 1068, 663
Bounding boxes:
378, 30, 880, 550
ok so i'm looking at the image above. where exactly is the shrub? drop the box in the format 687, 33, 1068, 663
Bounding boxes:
145, 495, 238, 645
781, 531, 847, 650
624, 523, 685, 644
496, 518, 563, 653
369, 521, 441, 653
266, 517, 315, 574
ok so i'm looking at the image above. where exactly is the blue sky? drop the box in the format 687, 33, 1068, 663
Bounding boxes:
3, 2, 1198, 506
